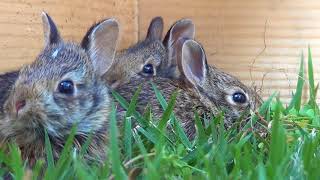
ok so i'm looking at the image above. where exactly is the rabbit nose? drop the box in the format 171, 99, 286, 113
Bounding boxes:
15, 100, 26, 113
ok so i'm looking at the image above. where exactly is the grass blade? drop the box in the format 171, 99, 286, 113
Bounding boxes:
112, 90, 148, 127
48, 126, 77, 179
268, 97, 287, 177
44, 130, 54, 169
172, 118, 193, 149
32, 160, 44, 180
287, 52, 304, 111
124, 117, 133, 160
157, 91, 178, 131
126, 85, 142, 117
308, 46, 315, 107
122, 86, 142, 160
79, 132, 94, 156
7, 144, 24, 180
151, 82, 192, 148
194, 112, 206, 145
132, 130, 158, 179
307, 47, 320, 126
109, 102, 127, 179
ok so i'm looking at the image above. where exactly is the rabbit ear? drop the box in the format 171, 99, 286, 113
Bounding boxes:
163, 19, 195, 47
181, 40, 207, 86
41, 12, 62, 46
146, 16, 164, 41
81, 18, 120, 76
163, 19, 195, 78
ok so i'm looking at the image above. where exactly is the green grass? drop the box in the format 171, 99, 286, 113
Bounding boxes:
1, 50, 320, 179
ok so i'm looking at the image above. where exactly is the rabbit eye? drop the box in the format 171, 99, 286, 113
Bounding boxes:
143, 64, 154, 75
58, 80, 74, 95
232, 92, 247, 104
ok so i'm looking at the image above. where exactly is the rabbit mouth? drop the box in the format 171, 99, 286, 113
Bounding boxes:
3, 122, 45, 146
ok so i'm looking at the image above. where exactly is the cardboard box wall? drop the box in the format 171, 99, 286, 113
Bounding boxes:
1, 0, 319, 103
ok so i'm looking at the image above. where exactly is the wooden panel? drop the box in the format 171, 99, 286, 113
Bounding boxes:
2, 0, 320, 104
139, 0, 320, 103
0, 0, 137, 72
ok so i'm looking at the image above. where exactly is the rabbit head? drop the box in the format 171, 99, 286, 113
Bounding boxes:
0, 13, 119, 161
104, 17, 166, 88
179, 40, 262, 128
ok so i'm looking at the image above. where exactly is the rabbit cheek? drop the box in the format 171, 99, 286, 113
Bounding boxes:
52, 93, 78, 115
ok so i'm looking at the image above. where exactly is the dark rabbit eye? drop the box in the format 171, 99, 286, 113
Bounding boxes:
143, 64, 154, 75
58, 80, 74, 94
232, 92, 247, 104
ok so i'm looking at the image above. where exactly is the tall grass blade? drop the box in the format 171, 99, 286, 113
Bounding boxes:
44, 130, 54, 169
308, 47, 315, 107
109, 102, 127, 179
287, 52, 304, 111
7, 144, 24, 180
151, 82, 192, 148
158, 91, 178, 131
268, 97, 287, 177
124, 117, 132, 160
194, 112, 206, 145
126, 85, 142, 117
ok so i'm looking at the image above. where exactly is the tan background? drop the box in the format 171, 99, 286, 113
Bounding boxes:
1, 0, 319, 103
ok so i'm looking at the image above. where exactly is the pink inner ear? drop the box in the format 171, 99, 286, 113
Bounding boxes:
171, 23, 194, 44
185, 44, 205, 83
189, 47, 204, 81
181, 40, 207, 87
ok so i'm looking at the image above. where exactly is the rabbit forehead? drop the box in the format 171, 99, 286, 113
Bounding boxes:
19, 43, 92, 82
122, 39, 165, 65
206, 67, 248, 92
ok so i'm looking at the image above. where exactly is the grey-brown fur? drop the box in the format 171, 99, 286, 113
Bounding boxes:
0, 12, 119, 167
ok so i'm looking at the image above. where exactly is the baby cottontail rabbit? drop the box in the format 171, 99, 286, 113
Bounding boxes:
103, 16, 166, 88
178, 40, 262, 129
0, 12, 119, 166
162, 19, 262, 131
